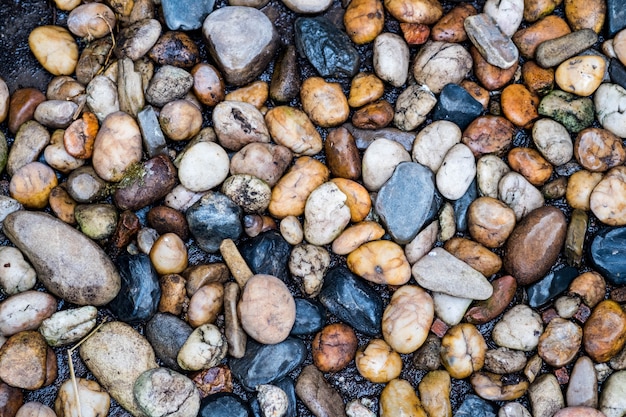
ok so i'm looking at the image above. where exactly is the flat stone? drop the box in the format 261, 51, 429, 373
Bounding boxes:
294, 17, 359, 78
589, 226, 626, 284
375, 162, 435, 244
411, 247, 493, 300
162, 0, 215, 30
567, 356, 598, 408
296, 365, 347, 417
527, 266, 579, 308
3, 211, 120, 306
137, 106, 168, 158
536, 29, 599, 68
203, 6, 279, 86
464, 14, 519, 69
433, 84, 483, 130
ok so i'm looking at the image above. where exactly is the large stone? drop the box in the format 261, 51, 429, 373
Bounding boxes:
375, 162, 435, 244
202, 6, 279, 86
3, 211, 120, 306
600, 370, 626, 417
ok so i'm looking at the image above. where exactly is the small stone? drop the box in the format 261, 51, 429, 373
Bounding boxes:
471, 372, 529, 401
190, 63, 225, 107
291, 298, 325, 336
383, 0, 443, 24
231, 143, 293, 188
355, 339, 402, 383
575, 128, 625, 172
484, 348, 527, 374
455, 394, 496, 417
145, 313, 193, 372
159, 100, 202, 141
55, 378, 110, 417
462, 115, 515, 157
379, 378, 427, 417
600, 370, 626, 417
312, 323, 357, 372
161, 0, 214, 30
431, 3, 476, 42
464, 14, 519, 69
8, 88, 46, 134
465, 275, 517, 325
270, 46, 300, 103
393, 84, 437, 131
114, 19, 161, 60
265, 106, 321, 156
29, 26, 78, 75
501, 84, 540, 128
9, 162, 57, 210
289, 244, 330, 298
296, 365, 347, 417
471, 46, 518, 91
444, 237, 502, 277
567, 356, 598, 408
583, 300, 626, 363
436, 143, 476, 200
523, 61, 555, 96
440, 323, 486, 379
133, 368, 200, 417
538, 318, 582, 367
513, 15, 571, 60
240, 231, 290, 283
532, 118, 573, 166
589, 226, 626, 283
529, 374, 565, 417
213, 100, 269, 151
400, 23, 430, 45
476, 155, 510, 198
468, 197, 516, 248
177, 324, 228, 372
373, 33, 409, 87
538, 90, 595, 133
300, 77, 349, 128
0, 246, 36, 296
9, 121, 49, 177
536, 29, 599, 68
508, 147, 553, 186
92, 111, 142, 182
564, 0, 606, 33
325, 127, 361, 180
595, 83, 626, 138
432, 84, 483, 130
362, 138, 411, 191
492, 305, 543, 351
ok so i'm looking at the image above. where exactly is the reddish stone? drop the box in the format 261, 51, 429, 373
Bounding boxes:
191, 365, 233, 398
430, 318, 449, 338
110, 210, 140, 249
574, 304, 591, 324
462, 115, 515, 158
400, 23, 430, 45
465, 275, 517, 325
542, 308, 559, 324
8, 88, 46, 134
555, 367, 569, 384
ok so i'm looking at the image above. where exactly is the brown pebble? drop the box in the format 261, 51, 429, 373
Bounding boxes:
48, 186, 77, 225
352, 100, 394, 129
8, 88, 46, 134
225, 81, 269, 110
348, 72, 385, 108
110, 210, 140, 249
330, 178, 371, 222
508, 147, 553, 186
0, 382, 23, 417
501, 84, 540, 128
542, 308, 560, 324
147, 206, 189, 240
183, 263, 230, 296
296, 365, 347, 417
187, 282, 224, 327
470, 46, 518, 91
63, 111, 98, 159
431, 3, 476, 43
0, 331, 49, 390
430, 318, 449, 338
538, 318, 582, 367
219, 239, 254, 289
573, 304, 591, 323
468, 196, 516, 248
570, 271, 606, 308
462, 115, 515, 157
300, 77, 349, 128
191, 63, 225, 107
344, 0, 385, 44
325, 127, 361, 180
522, 61, 555, 96
583, 300, 626, 362
555, 367, 570, 385
191, 365, 233, 398
444, 237, 502, 277
554, 406, 606, 417
574, 127, 626, 172
400, 23, 430, 45
270, 45, 300, 103
9, 162, 58, 209
512, 15, 571, 59
611, 287, 626, 303
158, 274, 188, 315
312, 323, 358, 373
148, 31, 199, 68
465, 275, 517, 325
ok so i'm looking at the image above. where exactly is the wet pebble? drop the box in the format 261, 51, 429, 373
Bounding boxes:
532, 118, 573, 166
536, 29, 599, 69
595, 83, 626, 138
431, 3, 476, 42
291, 298, 325, 336
303, 182, 351, 246
311, 323, 357, 372
296, 365, 347, 417
589, 226, 626, 284
55, 378, 110, 417
462, 115, 515, 157
109, 253, 160, 323
440, 323, 486, 379
289, 244, 330, 297
0, 331, 51, 390
28, 26, 78, 76
373, 33, 409, 87
432, 83, 483, 130
455, 394, 496, 417
538, 318, 582, 367
468, 197, 516, 248
492, 305, 543, 351
527, 266, 579, 308
213, 101, 269, 151
484, 347, 527, 374
198, 393, 251, 417
444, 237, 502, 277
231, 143, 292, 188
465, 275, 518, 325
413, 41, 472, 94
567, 356, 598, 408
382, 285, 433, 354
379, 378, 426, 417
186, 191, 242, 253
584, 300, 626, 362
0, 291, 56, 337
145, 313, 193, 372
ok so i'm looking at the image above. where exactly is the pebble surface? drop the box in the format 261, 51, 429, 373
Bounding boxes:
3, 0, 626, 416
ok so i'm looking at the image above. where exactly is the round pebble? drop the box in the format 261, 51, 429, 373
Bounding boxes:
355, 339, 402, 383
312, 323, 357, 372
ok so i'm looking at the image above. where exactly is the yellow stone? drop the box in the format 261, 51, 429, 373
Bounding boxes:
29, 26, 78, 76
347, 240, 411, 285
555, 55, 606, 96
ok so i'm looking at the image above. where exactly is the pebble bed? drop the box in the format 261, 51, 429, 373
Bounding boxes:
1, 0, 626, 416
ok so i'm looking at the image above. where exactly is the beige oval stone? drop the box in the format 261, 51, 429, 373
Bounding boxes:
348, 73, 385, 108
303, 182, 351, 246
355, 339, 403, 383
566, 169, 603, 210
382, 285, 434, 354
590, 166, 626, 226
29, 26, 78, 76
440, 323, 486, 379
149, 233, 188, 275
331, 221, 385, 255
347, 240, 411, 285
556, 55, 606, 96
380, 378, 427, 417
92, 111, 142, 182
265, 106, 322, 156
300, 77, 349, 128
9, 162, 58, 209
468, 197, 516, 248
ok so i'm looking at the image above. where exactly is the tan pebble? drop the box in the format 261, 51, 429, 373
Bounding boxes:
400, 23, 430, 45
67, 3, 116, 40
443, 237, 502, 277
312, 323, 357, 372
460, 80, 489, 109
17, 402, 57, 417
150, 232, 188, 275
566, 169, 603, 210
159, 99, 203, 141
64, 111, 98, 159
230, 142, 293, 187
187, 283, 224, 327
9, 162, 58, 209
590, 166, 626, 226
355, 339, 402, 383
556, 55, 606, 96
329, 178, 371, 222
507, 147, 553, 186
431, 3, 476, 42
347, 240, 411, 286
462, 115, 515, 157
380, 378, 427, 417
501, 84, 540, 128
343, 0, 385, 44
384, 0, 443, 24
300, 77, 349, 127
92, 111, 142, 182
574, 127, 626, 172
554, 407, 606, 417
265, 106, 323, 156
191, 63, 225, 107
382, 285, 434, 354
440, 323, 486, 379
324, 127, 362, 180
225, 81, 268, 109
48, 186, 77, 225
468, 196, 516, 248
470, 371, 529, 401
512, 15, 571, 60
564, 0, 606, 33
570, 272, 606, 308
522, 61, 555, 96
418, 371, 451, 417
583, 300, 626, 362
268, 156, 329, 219
279, 215, 303, 245
158, 274, 188, 315
29, 26, 78, 76
183, 263, 229, 296
615, 29, 626, 68
219, 239, 254, 288
348, 73, 385, 108
331, 221, 385, 255
238, 274, 295, 345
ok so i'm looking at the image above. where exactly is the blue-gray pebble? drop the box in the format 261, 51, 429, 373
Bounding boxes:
186, 191, 242, 253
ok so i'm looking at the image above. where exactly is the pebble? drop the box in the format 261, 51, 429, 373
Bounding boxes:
230, 338, 306, 391
436, 143, 476, 200
74, 204, 118, 240
416, 371, 451, 417
432, 292, 472, 326
28, 26, 78, 75
431, 3, 476, 42
0, 291, 55, 337
186, 191, 242, 253
455, 394, 496, 417
403, 220, 438, 264
590, 226, 626, 284
213, 101, 269, 151
79, 321, 157, 416
382, 285, 433, 354
513, 15, 572, 59
114, 19, 161, 60
332, 221, 385, 255
198, 393, 251, 417
34, 100, 77, 129
462, 115, 515, 157
527, 266, 578, 308
65, 166, 106, 204
538, 89, 595, 133
147, 206, 189, 240
161, 0, 214, 30
4, 211, 120, 306
230, 143, 293, 188
347, 73, 384, 108
177, 323, 228, 372
575, 128, 625, 172
538, 317, 582, 367
583, 300, 626, 363
294, 17, 359, 78
0, 383, 23, 417
133, 368, 200, 417
190, 63, 224, 107
412, 247, 493, 300
465, 275, 518, 325
476, 154, 511, 198
375, 162, 435, 243
302, 182, 349, 245
191, 365, 233, 398
432, 84, 483, 130
565, 0, 605, 33
318, 267, 383, 336
444, 237, 502, 277
0, 78, 8, 124
343, 0, 384, 44
440, 323, 486, 379
347, 240, 411, 285
355, 338, 403, 383
269, 45, 300, 103
149, 31, 199, 68
492, 305, 544, 351
240, 231, 290, 282
289, 244, 330, 297
484, 347, 527, 374
157, 274, 187, 316
63, 111, 98, 160
566, 169, 602, 210
532, 118, 573, 166
55, 378, 111, 417
464, 14, 519, 69
85, 76, 120, 123
296, 365, 347, 417
109, 253, 160, 323
0, 331, 51, 390
8, 88, 46, 134
255, 384, 288, 417
607, 0, 626, 36
536, 29, 599, 68
415, 42, 472, 94
471, 371, 529, 401
412, 120, 461, 173
187, 282, 223, 327
484, 0, 523, 36
501, 84, 540, 128
300, 77, 349, 128
312, 323, 357, 372
498, 171, 545, 220
145, 313, 192, 372
67, 3, 116, 40
468, 197, 516, 248
265, 106, 321, 156
523, 61, 555, 96
393, 84, 437, 131
379, 378, 426, 417
564, 209, 588, 266
508, 147, 553, 186
159, 100, 202, 141
362, 138, 411, 191
595, 83, 626, 138
567, 356, 598, 407
292, 298, 325, 336
221, 175, 271, 215
528, 374, 564, 417
600, 370, 626, 417
0, 246, 36, 296
9, 161, 57, 209
556, 55, 606, 96
373, 33, 409, 87
92, 111, 142, 182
